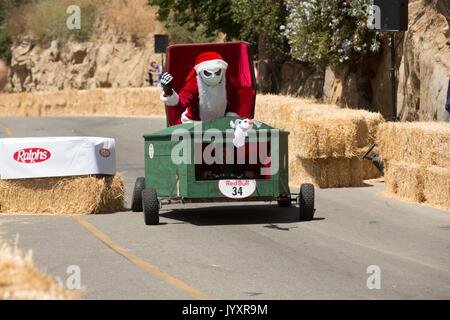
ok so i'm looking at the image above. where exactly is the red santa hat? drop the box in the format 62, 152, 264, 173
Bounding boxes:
194, 52, 228, 73
185, 52, 228, 83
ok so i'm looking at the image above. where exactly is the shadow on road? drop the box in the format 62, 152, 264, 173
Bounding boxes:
159, 204, 324, 226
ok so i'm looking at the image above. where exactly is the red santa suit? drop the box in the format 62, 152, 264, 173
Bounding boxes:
160, 52, 241, 123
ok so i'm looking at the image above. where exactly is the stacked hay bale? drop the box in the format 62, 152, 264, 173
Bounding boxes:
0, 87, 164, 117
378, 122, 450, 210
255, 95, 384, 188
0, 175, 124, 215
0, 241, 77, 299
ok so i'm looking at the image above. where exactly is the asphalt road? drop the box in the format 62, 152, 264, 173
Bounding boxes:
0, 116, 449, 300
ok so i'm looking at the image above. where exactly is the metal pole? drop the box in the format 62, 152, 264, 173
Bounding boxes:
390, 33, 397, 121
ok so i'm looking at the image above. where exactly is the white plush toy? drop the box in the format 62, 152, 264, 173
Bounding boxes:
230, 119, 262, 148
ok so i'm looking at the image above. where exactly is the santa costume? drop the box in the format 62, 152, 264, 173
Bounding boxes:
160, 52, 241, 123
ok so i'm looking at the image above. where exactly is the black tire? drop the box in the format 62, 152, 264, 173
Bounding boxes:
142, 189, 159, 225
131, 177, 145, 212
298, 183, 315, 221
277, 198, 292, 208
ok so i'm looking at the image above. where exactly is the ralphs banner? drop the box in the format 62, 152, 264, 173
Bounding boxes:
0, 137, 116, 179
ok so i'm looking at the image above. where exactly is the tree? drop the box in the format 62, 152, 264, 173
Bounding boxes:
148, 0, 289, 93
231, 0, 289, 92
148, 0, 241, 43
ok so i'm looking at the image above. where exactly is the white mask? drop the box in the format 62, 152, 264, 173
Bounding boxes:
199, 67, 224, 86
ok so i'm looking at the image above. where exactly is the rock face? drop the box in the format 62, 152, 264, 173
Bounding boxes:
323, 0, 450, 121
397, 0, 450, 121
6, 18, 164, 92
0, 59, 7, 91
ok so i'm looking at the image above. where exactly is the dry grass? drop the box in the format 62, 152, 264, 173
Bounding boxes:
378, 122, 450, 167
97, 0, 165, 43
385, 161, 450, 210
0, 241, 77, 300
7, 0, 164, 44
0, 174, 124, 215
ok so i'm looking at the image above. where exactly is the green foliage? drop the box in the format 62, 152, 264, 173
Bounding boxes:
148, 0, 241, 44
284, 0, 380, 66
163, 16, 217, 44
231, 0, 288, 57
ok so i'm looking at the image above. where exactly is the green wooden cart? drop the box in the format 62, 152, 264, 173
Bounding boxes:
131, 42, 315, 225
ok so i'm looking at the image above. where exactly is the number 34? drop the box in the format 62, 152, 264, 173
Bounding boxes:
232, 187, 243, 196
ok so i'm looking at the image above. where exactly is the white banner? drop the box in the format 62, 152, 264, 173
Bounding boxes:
0, 137, 116, 180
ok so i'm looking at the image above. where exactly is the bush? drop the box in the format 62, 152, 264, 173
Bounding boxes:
231, 0, 288, 56
284, 0, 380, 66
24, 0, 95, 44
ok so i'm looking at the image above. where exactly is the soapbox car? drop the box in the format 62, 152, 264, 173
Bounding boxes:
132, 42, 315, 225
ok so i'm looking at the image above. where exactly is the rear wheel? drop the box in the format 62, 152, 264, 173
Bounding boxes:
298, 183, 315, 221
142, 189, 159, 225
131, 177, 145, 212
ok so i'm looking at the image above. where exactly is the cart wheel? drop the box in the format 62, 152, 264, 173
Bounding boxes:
298, 183, 315, 221
277, 198, 291, 208
142, 189, 159, 225
131, 177, 145, 212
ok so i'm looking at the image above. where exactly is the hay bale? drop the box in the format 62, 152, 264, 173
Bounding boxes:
0, 242, 77, 300
384, 161, 450, 209
0, 174, 124, 215
384, 161, 426, 203
378, 122, 450, 167
255, 94, 384, 159
0, 88, 164, 117
422, 166, 450, 209
255, 94, 384, 188
290, 157, 381, 188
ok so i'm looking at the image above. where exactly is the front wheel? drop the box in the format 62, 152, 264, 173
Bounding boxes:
298, 183, 315, 221
131, 177, 145, 212
142, 189, 159, 225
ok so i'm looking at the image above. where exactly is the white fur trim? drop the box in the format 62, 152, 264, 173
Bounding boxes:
181, 110, 194, 123
195, 59, 228, 74
225, 112, 239, 117
160, 90, 179, 106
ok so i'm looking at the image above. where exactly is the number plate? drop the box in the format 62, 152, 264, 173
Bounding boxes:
218, 180, 257, 199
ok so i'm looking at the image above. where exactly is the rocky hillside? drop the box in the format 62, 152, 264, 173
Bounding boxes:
5, 1, 165, 92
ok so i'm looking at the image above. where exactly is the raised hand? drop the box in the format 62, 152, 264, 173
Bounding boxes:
161, 72, 174, 96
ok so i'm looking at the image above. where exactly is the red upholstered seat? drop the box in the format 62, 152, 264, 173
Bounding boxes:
165, 42, 257, 127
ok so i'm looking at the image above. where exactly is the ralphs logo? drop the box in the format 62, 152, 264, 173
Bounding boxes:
13, 148, 51, 163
